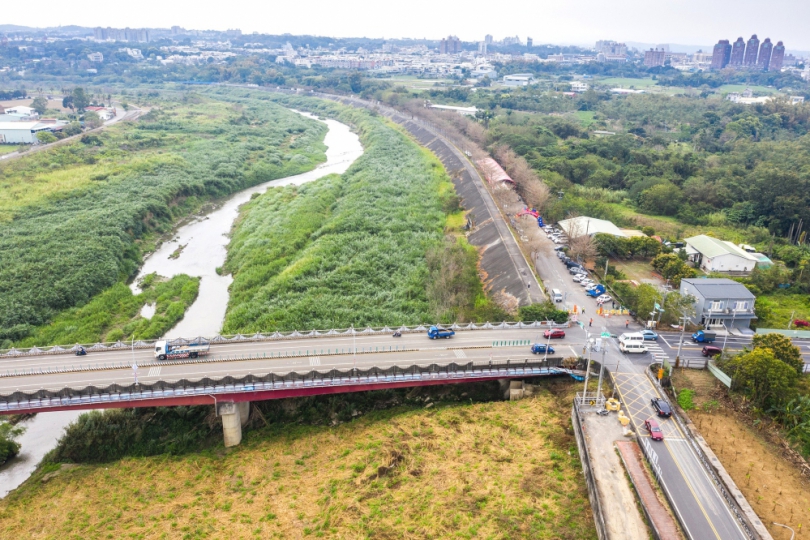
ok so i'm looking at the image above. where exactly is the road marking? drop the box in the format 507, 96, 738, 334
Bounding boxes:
309, 357, 321, 366
659, 334, 671, 347
454, 349, 467, 359
664, 440, 723, 540
147, 367, 161, 377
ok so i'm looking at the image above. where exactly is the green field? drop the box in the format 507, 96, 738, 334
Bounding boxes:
596, 77, 659, 89
755, 294, 810, 329
716, 84, 779, 95
0, 145, 23, 156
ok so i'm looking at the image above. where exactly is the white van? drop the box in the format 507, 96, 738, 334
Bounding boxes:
620, 341, 648, 354
619, 332, 644, 344
551, 289, 563, 303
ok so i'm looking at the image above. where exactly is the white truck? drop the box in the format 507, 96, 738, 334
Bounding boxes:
154, 339, 210, 361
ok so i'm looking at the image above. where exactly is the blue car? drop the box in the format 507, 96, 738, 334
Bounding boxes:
531, 343, 555, 354
640, 330, 658, 341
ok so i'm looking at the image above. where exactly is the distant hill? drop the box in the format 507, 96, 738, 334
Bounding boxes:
0, 24, 91, 35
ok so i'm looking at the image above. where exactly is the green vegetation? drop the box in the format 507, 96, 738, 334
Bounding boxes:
0, 421, 24, 465
13, 274, 199, 348
0, 93, 328, 345
519, 302, 570, 324
220, 92, 498, 331
0, 381, 596, 539
0, 145, 23, 156
677, 389, 695, 411
753, 294, 810, 328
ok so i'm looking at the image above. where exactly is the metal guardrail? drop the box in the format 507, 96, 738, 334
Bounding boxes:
707, 360, 732, 387
0, 320, 570, 359
0, 358, 567, 412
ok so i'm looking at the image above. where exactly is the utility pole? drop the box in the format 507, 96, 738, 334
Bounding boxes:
676, 315, 688, 367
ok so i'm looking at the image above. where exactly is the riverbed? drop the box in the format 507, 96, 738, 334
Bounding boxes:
0, 112, 363, 498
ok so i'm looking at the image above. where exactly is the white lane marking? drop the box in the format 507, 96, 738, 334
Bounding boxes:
147, 367, 161, 377
658, 334, 671, 347
454, 349, 467, 359
569, 346, 579, 357
309, 357, 321, 366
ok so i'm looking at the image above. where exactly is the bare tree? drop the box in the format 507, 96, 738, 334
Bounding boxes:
493, 145, 550, 211
562, 213, 598, 264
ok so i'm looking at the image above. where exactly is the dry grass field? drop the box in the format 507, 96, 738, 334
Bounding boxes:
0, 382, 597, 540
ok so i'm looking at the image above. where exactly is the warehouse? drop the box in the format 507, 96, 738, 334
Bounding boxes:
0, 122, 52, 144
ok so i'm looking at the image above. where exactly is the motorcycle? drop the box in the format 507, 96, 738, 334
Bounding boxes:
392, 331, 402, 338
75, 346, 87, 356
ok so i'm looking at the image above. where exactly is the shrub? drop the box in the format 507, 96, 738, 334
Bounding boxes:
677, 389, 695, 411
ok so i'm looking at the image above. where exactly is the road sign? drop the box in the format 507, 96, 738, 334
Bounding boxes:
601, 331, 611, 338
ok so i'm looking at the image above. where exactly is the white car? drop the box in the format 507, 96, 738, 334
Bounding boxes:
596, 294, 612, 304
580, 279, 595, 287
572, 274, 584, 283
585, 283, 600, 291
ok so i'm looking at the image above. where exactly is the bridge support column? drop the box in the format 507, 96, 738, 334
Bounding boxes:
217, 401, 248, 447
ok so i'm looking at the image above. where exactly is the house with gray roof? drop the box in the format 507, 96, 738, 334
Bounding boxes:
684, 235, 759, 275
679, 278, 756, 332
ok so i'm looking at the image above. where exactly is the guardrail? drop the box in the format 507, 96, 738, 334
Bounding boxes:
0, 320, 571, 359
571, 404, 609, 540
0, 357, 567, 412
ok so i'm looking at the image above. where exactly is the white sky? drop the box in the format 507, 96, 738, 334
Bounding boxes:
14, 0, 810, 50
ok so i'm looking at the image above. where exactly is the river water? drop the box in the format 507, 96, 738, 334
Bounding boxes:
0, 112, 363, 498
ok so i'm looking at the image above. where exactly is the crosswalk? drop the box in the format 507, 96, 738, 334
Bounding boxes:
646, 342, 669, 364
309, 357, 321, 366
147, 367, 161, 377
453, 349, 467, 359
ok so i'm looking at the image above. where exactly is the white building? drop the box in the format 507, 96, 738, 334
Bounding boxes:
558, 216, 626, 238
87, 52, 104, 62
570, 81, 589, 92
502, 73, 536, 86
0, 122, 53, 144
684, 235, 759, 275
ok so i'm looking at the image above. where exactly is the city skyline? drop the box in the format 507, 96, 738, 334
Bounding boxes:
3, 0, 810, 51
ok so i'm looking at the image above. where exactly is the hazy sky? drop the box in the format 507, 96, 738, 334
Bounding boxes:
17, 0, 810, 50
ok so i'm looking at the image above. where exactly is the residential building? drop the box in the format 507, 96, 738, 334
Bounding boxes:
439, 36, 461, 54
596, 40, 627, 56
757, 38, 773, 70
558, 216, 626, 238
87, 52, 103, 62
526, 37, 532, 48
684, 235, 759, 275
0, 105, 38, 122
729, 37, 746, 66
771, 41, 786, 71
484, 35, 493, 45
94, 27, 150, 43
744, 35, 760, 66
570, 81, 589, 92
643, 48, 666, 67
502, 73, 535, 86
711, 40, 731, 69
84, 106, 115, 121
679, 278, 756, 331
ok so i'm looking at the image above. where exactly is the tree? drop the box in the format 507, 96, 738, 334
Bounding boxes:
63, 122, 83, 136
0, 421, 25, 464
71, 87, 90, 112
638, 183, 684, 216
31, 96, 48, 116
752, 333, 803, 374
36, 131, 57, 144
62, 95, 74, 112
725, 348, 798, 408
519, 302, 569, 323
83, 111, 102, 129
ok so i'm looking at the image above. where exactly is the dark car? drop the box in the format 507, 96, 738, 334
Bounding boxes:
543, 329, 566, 339
531, 343, 555, 354
565, 260, 583, 269
651, 397, 672, 418
702, 345, 722, 357
644, 418, 664, 441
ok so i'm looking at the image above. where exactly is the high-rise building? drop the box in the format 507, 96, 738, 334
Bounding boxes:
744, 34, 760, 66
439, 35, 461, 54
757, 38, 773, 70
729, 37, 746, 66
711, 39, 732, 69
770, 41, 786, 71
484, 35, 493, 45
596, 40, 627, 56
644, 48, 666, 67
527, 37, 532, 48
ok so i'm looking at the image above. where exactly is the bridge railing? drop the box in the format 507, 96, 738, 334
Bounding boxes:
0, 320, 571, 359
0, 357, 566, 412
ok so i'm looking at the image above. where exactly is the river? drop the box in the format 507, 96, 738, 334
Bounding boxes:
0, 112, 363, 498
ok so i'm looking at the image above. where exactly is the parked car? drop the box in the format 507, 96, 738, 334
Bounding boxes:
644, 418, 664, 441
565, 261, 582, 269
572, 274, 584, 283
596, 294, 612, 304
701, 345, 722, 357
640, 330, 658, 341
531, 343, 555, 354
651, 397, 672, 418
554, 245, 566, 251
580, 279, 595, 287
543, 329, 566, 339
569, 267, 587, 275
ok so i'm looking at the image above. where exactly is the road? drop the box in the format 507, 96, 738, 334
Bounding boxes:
0, 328, 578, 395
532, 228, 750, 539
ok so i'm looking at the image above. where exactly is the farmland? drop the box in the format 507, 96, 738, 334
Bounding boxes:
0, 94, 328, 347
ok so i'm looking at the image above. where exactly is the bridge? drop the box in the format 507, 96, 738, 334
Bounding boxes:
0, 324, 579, 446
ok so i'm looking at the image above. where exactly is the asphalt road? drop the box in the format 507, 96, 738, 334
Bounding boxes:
532, 230, 749, 540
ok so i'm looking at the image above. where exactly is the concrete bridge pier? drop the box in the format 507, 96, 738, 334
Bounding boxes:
217, 401, 250, 447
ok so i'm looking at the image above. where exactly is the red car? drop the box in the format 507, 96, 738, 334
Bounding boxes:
701, 345, 722, 357
644, 418, 664, 441
543, 329, 566, 339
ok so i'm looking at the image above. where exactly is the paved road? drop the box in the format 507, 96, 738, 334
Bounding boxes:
0, 328, 582, 394
532, 229, 749, 540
